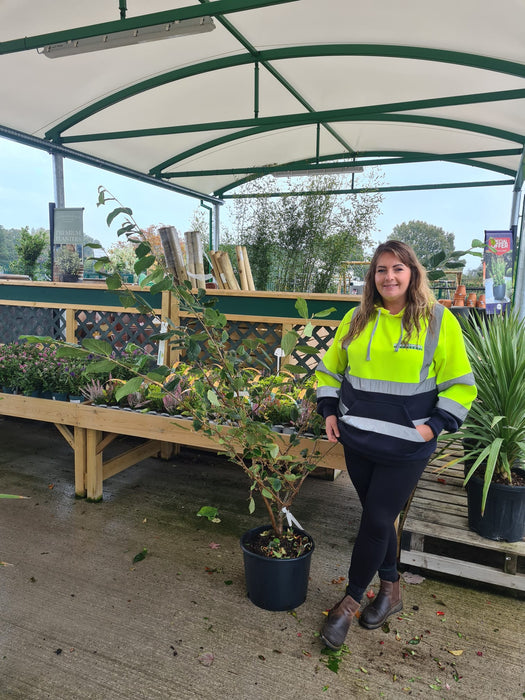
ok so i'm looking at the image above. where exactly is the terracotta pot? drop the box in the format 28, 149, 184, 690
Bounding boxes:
438, 299, 452, 308
453, 297, 465, 307
476, 299, 486, 309
455, 285, 466, 297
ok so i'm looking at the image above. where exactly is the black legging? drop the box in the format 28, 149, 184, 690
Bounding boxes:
343, 446, 428, 602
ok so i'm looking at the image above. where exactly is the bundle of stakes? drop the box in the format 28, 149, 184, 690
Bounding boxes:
159, 226, 255, 291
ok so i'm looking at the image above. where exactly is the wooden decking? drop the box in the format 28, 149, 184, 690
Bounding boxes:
400, 444, 525, 591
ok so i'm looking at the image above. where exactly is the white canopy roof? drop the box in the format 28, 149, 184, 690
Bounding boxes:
0, 0, 524, 204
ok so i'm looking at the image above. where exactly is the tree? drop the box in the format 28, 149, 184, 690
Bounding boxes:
389, 221, 455, 263
227, 171, 383, 292
11, 227, 48, 279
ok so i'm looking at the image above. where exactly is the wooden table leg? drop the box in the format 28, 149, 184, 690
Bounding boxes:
74, 426, 87, 497
86, 429, 103, 501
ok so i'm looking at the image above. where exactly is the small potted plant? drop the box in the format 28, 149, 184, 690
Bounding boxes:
439, 312, 525, 541
55, 247, 83, 282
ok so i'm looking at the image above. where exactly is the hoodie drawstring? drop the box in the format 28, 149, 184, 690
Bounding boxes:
366, 310, 381, 361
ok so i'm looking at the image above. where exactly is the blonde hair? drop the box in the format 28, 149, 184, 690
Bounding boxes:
343, 240, 435, 344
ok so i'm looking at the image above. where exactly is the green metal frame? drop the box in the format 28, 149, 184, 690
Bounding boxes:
1, 0, 523, 199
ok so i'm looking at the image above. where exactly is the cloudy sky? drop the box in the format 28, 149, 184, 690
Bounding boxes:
0, 136, 514, 269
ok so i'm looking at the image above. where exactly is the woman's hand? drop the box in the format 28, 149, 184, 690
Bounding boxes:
415, 424, 434, 442
325, 414, 340, 443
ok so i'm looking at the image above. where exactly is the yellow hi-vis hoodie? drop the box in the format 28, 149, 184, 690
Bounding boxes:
316, 302, 476, 463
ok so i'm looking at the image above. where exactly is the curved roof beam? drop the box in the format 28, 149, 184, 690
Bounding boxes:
45, 44, 525, 142
219, 179, 515, 199
202, 150, 518, 197
151, 113, 525, 180
61, 88, 525, 144
219, 180, 514, 200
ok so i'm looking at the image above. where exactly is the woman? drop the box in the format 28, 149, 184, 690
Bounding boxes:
315, 240, 476, 650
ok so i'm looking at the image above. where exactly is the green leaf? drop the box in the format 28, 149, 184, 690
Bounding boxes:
295, 345, 319, 355
313, 307, 336, 319
132, 547, 148, 563
107, 207, 132, 227
282, 364, 308, 374
197, 506, 219, 521
302, 321, 314, 337
295, 297, 308, 319
248, 497, 255, 514
281, 330, 299, 356
106, 272, 123, 290
268, 443, 280, 459
261, 488, 274, 500
115, 376, 144, 402
268, 477, 282, 492
84, 242, 103, 250
82, 338, 113, 357
84, 359, 118, 374
0, 494, 29, 499
207, 389, 220, 406
134, 255, 156, 274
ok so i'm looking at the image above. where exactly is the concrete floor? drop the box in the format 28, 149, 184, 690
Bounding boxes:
0, 417, 523, 700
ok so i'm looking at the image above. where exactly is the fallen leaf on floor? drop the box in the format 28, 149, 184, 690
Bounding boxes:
132, 547, 148, 563
436, 611, 445, 616
209, 542, 220, 549
448, 649, 464, 656
197, 652, 214, 666
142, 518, 147, 523
402, 572, 425, 584
331, 576, 346, 584
366, 589, 375, 599
197, 506, 220, 522
48, 484, 54, 489
476, 651, 483, 656
0, 561, 13, 567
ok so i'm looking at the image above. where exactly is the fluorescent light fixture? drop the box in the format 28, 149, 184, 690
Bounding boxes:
273, 166, 364, 177
41, 17, 215, 58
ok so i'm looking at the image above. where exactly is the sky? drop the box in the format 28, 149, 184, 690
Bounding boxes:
0, 136, 515, 271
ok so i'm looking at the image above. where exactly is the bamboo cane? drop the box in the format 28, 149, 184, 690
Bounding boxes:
242, 245, 256, 290
209, 250, 226, 289
190, 231, 206, 289
235, 245, 249, 290
166, 227, 188, 284
158, 227, 177, 279
217, 250, 240, 290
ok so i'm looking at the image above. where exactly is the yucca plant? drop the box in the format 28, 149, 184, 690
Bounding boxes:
439, 311, 525, 513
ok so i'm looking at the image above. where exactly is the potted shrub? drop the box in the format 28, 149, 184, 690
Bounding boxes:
439, 312, 525, 541
54, 188, 337, 611
55, 247, 83, 282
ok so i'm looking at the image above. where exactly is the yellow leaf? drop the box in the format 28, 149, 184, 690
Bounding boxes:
448, 649, 464, 656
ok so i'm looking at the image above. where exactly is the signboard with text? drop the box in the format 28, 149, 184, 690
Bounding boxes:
484, 230, 513, 315
53, 208, 84, 282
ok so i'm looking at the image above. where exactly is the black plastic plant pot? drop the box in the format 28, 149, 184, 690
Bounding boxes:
493, 283, 506, 301
466, 468, 525, 542
240, 524, 315, 611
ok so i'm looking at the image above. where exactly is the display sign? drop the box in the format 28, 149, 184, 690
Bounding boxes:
53, 208, 84, 282
483, 230, 513, 315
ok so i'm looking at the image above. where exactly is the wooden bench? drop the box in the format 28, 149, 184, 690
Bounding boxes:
0, 393, 344, 501
399, 444, 525, 592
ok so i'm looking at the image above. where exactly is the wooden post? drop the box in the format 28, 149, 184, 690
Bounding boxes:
190, 231, 206, 289
209, 251, 226, 289
65, 308, 77, 344
218, 251, 240, 290
242, 246, 256, 290
74, 426, 87, 497
86, 429, 103, 501
185, 231, 196, 287
236, 246, 249, 290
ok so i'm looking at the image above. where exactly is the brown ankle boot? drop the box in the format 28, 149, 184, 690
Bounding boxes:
359, 578, 403, 630
321, 594, 360, 650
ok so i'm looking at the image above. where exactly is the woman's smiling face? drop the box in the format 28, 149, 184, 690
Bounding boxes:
374, 251, 411, 311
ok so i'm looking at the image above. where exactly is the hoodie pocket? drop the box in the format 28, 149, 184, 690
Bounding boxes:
340, 398, 425, 443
